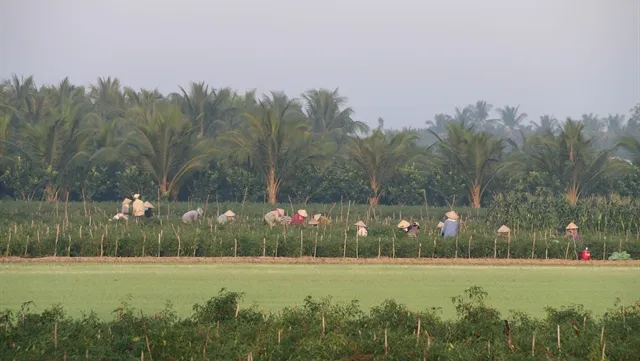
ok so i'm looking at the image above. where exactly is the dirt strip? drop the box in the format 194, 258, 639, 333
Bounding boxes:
1, 256, 639, 267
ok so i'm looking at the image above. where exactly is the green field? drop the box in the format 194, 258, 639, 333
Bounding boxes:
1, 263, 638, 319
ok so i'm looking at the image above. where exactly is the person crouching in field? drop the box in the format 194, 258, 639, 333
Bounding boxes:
183, 208, 204, 223
217, 210, 236, 224
566, 222, 580, 241
407, 222, 420, 238
264, 208, 285, 227
143, 201, 154, 218
132, 194, 145, 219
441, 211, 459, 238
122, 198, 132, 214
290, 209, 308, 225
355, 221, 368, 237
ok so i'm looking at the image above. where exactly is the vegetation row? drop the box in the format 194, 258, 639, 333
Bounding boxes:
2, 287, 638, 360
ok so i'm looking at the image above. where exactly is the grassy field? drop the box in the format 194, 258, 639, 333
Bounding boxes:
1, 262, 638, 319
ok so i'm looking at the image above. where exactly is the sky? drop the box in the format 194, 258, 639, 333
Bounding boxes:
1, 0, 639, 128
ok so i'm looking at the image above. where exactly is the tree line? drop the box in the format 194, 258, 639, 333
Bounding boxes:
0, 75, 639, 207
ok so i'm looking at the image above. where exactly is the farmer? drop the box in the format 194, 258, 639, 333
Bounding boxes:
121, 198, 132, 214
290, 209, 308, 225
217, 210, 236, 224
441, 211, 459, 238
407, 222, 420, 238
566, 222, 580, 241
264, 208, 285, 227
355, 221, 368, 237
143, 201, 154, 218
314, 214, 330, 225
132, 194, 145, 218
308, 218, 319, 227
182, 208, 204, 223
397, 220, 410, 232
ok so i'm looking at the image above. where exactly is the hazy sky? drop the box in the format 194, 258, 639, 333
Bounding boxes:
1, 0, 639, 128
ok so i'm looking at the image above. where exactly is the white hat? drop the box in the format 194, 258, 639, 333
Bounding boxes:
354, 221, 367, 228
133, 194, 140, 199
224, 210, 235, 217
143, 201, 154, 209
276, 208, 285, 216
566, 222, 578, 230
297, 209, 308, 218
437, 221, 444, 228
308, 219, 319, 225
313, 214, 322, 221
445, 211, 459, 220
122, 198, 132, 205
197, 208, 204, 215
497, 225, 510, 233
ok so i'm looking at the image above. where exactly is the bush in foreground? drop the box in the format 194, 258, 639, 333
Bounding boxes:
1, 287, 638, 360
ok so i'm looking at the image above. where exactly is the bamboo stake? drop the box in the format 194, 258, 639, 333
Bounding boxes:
4, 231, 11, 257
384, 328, 388, 355
234, 238, 238, 257
418, 243, 422, 258
416, 312, 421, 343
601, 342, 606, 361
557, 325, 561, 350
300, 229, 304, 257
531, 331, 536, 357
321, 311, 325, 336
493, 236, 497, 258
54, 321, 58, 349
467, 236, 472, 259
54, 225, 60, 257
531, 231, 536, 259
263, 238, 266, 257
313, 233, 318, 258
140, 311, 154, 361
343, 230, 347, 257
378, 237, 381, 258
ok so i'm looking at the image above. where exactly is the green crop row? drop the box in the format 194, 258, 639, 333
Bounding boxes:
2, 287, 638, 361
488, 193, 640, 234
2, 220, 638, 260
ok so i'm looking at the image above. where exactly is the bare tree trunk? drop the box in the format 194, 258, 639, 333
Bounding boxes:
267, 167, 279, 205
470, 182, 481, 209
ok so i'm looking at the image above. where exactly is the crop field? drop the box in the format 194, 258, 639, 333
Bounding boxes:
1, 200, 639, 360
1, 200, 638, 261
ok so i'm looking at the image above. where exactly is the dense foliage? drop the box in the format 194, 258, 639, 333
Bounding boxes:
1, 76, 639, 208
1, 287, 638, 360
2, 201, 638, 260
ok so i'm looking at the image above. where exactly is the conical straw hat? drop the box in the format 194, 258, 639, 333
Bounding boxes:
354, 221, 367, 228
445, 211, 459, 220
143, 201, 154, 208
397, 220, 410, 229
133, 194, 140, 199
437, 221, 444, 228
122, 198, 132, 205
298, 209, 308, 218
308, 219, 319, 225
497, 225, 510, 233
276, 208, 285, 216
313, 214, 321, 221
224, 210, 235, 217
566, 222, 578, 230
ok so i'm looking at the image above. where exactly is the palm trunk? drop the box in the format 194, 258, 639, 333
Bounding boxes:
566, 171, 579, 206
45, 184, 59, 202
267, 167, 279, 205
369, 178, 381, 206
469, 182, 481, 209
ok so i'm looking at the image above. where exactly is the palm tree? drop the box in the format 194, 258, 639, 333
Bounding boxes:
124, 104, 215, 199
471, 100, 494, 130
89, 77, 125, 122
172, 82, 233, 138
17, 97, 94, 201
221, 92, 326, 205
425, 113, 452, 137
532, 115, 557, 134
523, 119, 625, 205
497, 105, 527, 135
302, 88, 369, 142
347, 129, 419, 205
429, 123, 507, 208
618, 136, 640, 165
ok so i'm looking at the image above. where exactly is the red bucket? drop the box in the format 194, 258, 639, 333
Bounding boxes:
579, 249, 591, 261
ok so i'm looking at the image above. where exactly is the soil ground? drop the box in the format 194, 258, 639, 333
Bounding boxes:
2, 256, 639, 266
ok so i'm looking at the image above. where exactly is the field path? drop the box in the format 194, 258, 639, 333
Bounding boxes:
2, 256, 639, 266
